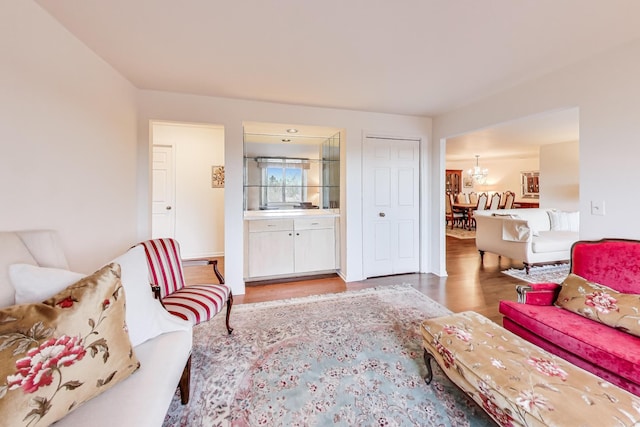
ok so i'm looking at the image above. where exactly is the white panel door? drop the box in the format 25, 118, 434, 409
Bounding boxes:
363, 137, 419, 278
152, 145, 175, 239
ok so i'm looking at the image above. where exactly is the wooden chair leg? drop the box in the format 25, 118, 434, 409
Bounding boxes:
423, 349, 435, 384
225, 291, 233, 334
179, 355, 191, 405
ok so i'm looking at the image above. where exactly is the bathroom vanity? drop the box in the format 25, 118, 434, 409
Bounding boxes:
244, 210, 339, 281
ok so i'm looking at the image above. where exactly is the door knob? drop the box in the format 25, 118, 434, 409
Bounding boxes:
379, 212, 386, 217
166, 206, 172, 210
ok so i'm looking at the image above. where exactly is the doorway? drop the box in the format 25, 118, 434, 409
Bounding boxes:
442, 108, 579, 273
362, 135, 420, 278
151, 121, 225, 260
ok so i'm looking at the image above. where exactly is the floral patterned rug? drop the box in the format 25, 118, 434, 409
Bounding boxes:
162, 284, 495, 426
445, 227, 476, 240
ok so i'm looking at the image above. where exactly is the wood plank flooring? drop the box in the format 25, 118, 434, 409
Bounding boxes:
183, 236, 529, 324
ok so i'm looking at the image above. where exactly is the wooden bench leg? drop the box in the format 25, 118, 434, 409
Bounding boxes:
423, 349, 434, 385
179, 355, 191, 405
225, 291, 234, 335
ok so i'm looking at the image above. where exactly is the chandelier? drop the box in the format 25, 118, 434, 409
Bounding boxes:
467, 155, 489, 185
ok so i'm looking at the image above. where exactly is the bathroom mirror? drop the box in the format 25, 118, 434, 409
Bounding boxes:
243, 122, 340, 211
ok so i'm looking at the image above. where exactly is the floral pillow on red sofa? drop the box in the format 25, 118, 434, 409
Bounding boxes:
0, 263, 140, 426
555, 273, 640, 337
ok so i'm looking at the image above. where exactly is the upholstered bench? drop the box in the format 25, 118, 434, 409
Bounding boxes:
421, 311, 640, 426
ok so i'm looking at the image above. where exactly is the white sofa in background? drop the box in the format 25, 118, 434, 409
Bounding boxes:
0, 230, 192, 427
474, 208, 580, 273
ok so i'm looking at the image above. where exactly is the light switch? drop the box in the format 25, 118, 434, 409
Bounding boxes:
591, 200, 605, 216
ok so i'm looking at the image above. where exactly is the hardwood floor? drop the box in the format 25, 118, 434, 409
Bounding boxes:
183, 236, 529, 324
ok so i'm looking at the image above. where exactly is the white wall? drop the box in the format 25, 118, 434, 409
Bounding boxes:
540, 141, 579, 211
152, 123, 225, 259
432, 39, 640, 275
136, 93, 433, 294
0, 1, 138, 272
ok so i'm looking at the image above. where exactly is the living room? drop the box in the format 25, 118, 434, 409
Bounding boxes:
3, 1, 640, 425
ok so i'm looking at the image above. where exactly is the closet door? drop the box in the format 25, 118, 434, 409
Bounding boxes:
362, 136, 420, 278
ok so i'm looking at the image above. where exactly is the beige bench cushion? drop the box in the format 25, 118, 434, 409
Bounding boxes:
422, 311, 640, 427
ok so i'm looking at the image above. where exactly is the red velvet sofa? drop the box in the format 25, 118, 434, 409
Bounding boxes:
499, 238, 640, 396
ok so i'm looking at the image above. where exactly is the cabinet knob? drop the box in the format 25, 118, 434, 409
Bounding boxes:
379, 212, 386, 217
166, 206, 172, 210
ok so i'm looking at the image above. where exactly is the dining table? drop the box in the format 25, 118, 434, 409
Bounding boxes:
452, 202, 477, 229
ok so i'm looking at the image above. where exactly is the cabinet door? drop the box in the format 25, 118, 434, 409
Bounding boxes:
248, 230, 294, 277
446, 169, 462, 194
294, 228, 335, 273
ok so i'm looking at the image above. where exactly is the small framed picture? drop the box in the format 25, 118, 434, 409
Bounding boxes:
463, 176, 473, 188
211, 165, 225, 188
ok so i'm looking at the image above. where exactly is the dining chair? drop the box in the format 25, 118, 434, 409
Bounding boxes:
136, 238, 233, 333
489, 192, 501, 210
504, 191, 515, 209
470, 192, 489, 228
456, 192, 467, 204
499, 191, 508, 208
468, 192, 478, 205
446, 193, 465, 229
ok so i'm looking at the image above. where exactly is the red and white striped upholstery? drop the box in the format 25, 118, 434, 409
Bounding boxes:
139, 238, 185, 299
162, 284, 230, 325
137, 238, 232, 327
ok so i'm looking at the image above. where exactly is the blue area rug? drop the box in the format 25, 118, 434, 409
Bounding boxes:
163, 285, 494, 426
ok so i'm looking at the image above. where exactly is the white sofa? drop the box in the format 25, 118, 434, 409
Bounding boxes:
474, 208, 579, 273
0, 230, 192, 427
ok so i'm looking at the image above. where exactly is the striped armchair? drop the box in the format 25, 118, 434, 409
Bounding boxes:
136, 238, 233, 333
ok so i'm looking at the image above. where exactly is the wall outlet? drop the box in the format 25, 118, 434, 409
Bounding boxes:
591, 200, 605, 216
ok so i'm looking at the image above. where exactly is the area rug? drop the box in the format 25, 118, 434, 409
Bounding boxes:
445, 227, 476, 239
502, 263, 570, 284
162, 284, 494, 426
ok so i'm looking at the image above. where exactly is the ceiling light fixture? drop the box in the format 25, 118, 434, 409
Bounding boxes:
467, 155, 489, 185
286, 128, 298, 134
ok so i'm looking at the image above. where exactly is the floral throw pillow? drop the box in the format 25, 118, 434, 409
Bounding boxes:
555, 273, 640, 337
0, 263, 140, 426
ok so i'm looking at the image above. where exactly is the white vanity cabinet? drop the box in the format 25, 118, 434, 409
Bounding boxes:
293, 217, 336, 274
247, 219, 295, 278
245, 214, 337, 280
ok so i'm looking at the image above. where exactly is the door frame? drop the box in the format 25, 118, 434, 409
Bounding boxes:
361, 132, 424, 278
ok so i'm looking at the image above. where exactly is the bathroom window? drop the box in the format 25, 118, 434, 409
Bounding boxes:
261, 161, 308, 207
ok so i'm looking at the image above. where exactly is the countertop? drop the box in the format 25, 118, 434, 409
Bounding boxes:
244, 209, 340, 220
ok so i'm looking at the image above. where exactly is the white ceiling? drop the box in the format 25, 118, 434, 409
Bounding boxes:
35, 1, 640, 117
33, 1, 636, 156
